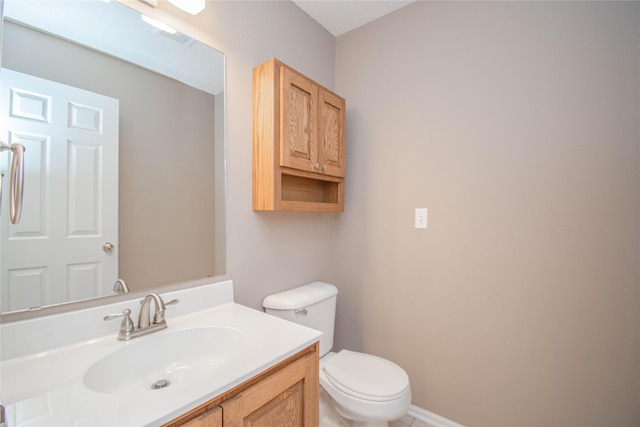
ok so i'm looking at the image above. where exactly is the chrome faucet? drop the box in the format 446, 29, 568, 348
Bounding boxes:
104, 293, 179, 341
139, 293, 167, 329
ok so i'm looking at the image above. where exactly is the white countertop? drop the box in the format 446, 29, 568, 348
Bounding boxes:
0, 281, 321, 426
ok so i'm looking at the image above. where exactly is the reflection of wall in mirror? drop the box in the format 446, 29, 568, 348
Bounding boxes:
2, 21, 217, 293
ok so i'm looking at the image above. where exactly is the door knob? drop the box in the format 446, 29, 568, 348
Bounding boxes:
103, 242, 115, 252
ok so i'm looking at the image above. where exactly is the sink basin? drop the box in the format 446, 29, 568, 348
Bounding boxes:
84, 327, 244, 395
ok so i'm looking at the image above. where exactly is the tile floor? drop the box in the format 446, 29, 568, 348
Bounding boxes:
320, 388, 434, 427
390, 414, 434, 427
321, 413, 433, 427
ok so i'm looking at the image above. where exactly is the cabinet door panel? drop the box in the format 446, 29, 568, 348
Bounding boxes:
221, 351, 318, 427
280, 67, 317, 173
318, 89, 345, 177
243, 381, 304, 426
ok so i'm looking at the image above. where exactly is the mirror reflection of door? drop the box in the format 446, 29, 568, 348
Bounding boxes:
0, 68, 119, 312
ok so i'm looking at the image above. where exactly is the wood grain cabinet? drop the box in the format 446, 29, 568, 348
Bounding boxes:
178, 407, 222, 427
163, 343, 319, 427
253, 58, 346, 212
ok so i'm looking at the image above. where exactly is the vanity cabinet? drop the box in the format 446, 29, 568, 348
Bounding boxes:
253, 58, 346, 212
179, 407, 222, 427
164, 343, 319, 427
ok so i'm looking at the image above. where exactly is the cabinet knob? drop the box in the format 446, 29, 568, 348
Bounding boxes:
313, 163, 320, 170
321, 165, 327, 172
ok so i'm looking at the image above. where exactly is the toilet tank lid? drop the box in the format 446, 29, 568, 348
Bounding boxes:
263, 282, 338, 310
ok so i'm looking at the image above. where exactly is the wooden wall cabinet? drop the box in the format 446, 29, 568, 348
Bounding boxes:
163, 343, 319, 427
253, 58, 346, 212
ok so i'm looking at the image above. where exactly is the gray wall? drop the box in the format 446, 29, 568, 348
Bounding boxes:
156, 1, 338, 309
334, 1, 640, 426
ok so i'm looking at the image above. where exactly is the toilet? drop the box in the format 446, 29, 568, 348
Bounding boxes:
263, 282, 412, 427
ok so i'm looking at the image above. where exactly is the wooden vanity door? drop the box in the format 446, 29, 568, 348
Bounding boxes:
220, 351, 319, 427
280, 66, 318, 174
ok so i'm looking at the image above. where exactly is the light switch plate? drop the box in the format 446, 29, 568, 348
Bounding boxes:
415, 208, 428, 229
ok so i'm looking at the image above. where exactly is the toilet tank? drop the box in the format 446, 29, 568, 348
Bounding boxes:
263, 282, 338, 357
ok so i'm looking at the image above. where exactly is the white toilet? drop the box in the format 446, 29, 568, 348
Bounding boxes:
263, 282, 412, 427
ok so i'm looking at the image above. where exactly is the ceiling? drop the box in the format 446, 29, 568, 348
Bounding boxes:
3, 0, 224, 95
291, 0, 415, 37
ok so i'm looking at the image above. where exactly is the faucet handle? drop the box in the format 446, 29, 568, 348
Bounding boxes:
104, 308, 135, 339
104, 308, 132, 321
154, 298, 179, 324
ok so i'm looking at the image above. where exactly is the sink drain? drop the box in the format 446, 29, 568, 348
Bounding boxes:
151, 379, 171, 390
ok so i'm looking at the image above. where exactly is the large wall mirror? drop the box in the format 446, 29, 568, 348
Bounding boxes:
0, 0, 226, 315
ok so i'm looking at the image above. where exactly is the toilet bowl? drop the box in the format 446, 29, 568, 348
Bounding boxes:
320, 351, 411, 427
263, 282, 412, 427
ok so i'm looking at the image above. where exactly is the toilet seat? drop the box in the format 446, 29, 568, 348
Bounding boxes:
322, 350, 410, 402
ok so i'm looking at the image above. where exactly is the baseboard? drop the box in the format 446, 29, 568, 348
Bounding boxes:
407, 404, 465, 427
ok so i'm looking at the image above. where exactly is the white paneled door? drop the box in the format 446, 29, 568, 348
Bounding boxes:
0, 68, 119, 312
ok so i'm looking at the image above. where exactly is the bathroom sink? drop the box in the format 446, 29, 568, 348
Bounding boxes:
84, 327, 244, 395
